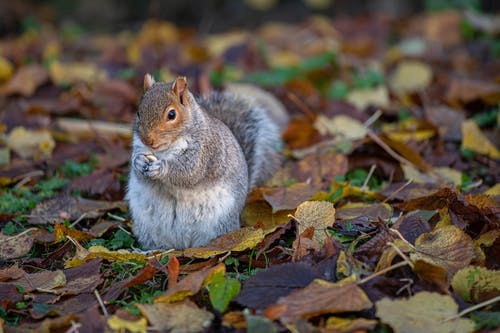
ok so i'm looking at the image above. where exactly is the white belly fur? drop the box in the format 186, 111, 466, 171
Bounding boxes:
126, 172, 240, 249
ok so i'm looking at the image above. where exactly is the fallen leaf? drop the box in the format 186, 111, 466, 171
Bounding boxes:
0, 64, 49, 96
54, 222, 94, 243
451, 266, 500, 303
0, 56, 13, 82
167, 256, 180, 289
295, 201, 335, 243
325, 316, 377, 332
263, 182, 320, 212
446, 78, 500, 105
65, 245, 148, 268
206, 272, 241, 313
0, 263, 25, 282
29, 195, 126, 225
410, 225, 474, 279
376, 291, 475, 333
59, 258, 102, 295
270, 277, 372, 322
12, 270, 67, 293
314, 114, 367, 140
425, 106, 465, 141
423, 10, 462, 46
6, 126, 55, 160
138, 300, 213, 333
155, 263, 225, 303
235, 262, 320, 309
346, 85, 389, 110
461, 119, 500, 159
0, 228, 37, 260
390, 60, 433, 94
107, 315, 147, 333
244, 310, 279, 333
183, 227, 265, 259
49, 61, 107, 86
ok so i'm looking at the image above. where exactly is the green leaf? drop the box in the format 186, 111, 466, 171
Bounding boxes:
328, 81, 349, 99
470, 311, 500, 330
206, 272, 241, 313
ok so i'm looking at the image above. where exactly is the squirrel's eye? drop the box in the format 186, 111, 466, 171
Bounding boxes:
167, 109, 176, 121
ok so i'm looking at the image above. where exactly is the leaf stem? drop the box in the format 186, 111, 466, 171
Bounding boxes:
444, 295, 500, 322
357, 261, 409, 285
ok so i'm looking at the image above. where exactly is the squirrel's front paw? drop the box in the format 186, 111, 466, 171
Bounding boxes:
142, 159, 165, 179
133, 154, 151, 174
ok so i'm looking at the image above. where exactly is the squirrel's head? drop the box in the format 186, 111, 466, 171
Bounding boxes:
136, 74, 195, 151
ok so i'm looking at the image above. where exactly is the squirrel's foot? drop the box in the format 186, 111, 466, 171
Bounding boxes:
133, 154, 151, 174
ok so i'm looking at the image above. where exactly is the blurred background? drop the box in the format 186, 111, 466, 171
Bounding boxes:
0, 0, 498, 35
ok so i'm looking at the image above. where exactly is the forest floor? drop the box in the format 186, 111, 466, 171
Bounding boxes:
0, 6, 499, 333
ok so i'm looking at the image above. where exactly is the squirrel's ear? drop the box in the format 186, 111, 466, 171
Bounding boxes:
143, 73, 156, 91
172, 76, 188, 104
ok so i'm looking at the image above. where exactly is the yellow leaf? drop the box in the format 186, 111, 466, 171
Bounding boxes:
461, 119, 500, 159
376, 291, 475, 333
138, 300, 213, 333
107, 315, 147, 333
325, 316, 377, 332
0, 56, 13, 82
485, 183, 500, 195
295, 201, 335, 243
183, 227, 265, 259
49, 61, 107, 86
314, 115, 367, 140
346, 85, 389, 110
390, 60, 433, 94
451, 266, 500, 303
65, 245, 147, 268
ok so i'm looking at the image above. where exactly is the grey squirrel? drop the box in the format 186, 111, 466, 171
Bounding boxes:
126, 75, 287, 250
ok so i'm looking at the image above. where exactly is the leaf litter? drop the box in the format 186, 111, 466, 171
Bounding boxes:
0, 4, 499, 332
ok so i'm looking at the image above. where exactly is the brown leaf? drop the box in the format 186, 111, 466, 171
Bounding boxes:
11, 270, 67, 292
103, 264, 156, 301
411, 225, 474, 279
282, 116, 321, 149
155, 263, 225, 303
446, 78, 500, 105
294, 151, 348, 184
70, 169, 122, 199
235, 262, 320, 309
264, 182, 320, 212
0, 263, 25, 282
138, 300, 214, 333
167, 256, 180, 289
59, 258, 102, 295
271, 278, 372, 322
292, 226, 321, 262
0, 64, 49, 96
29, 195, 126, 225
0, 284, 23, 308
0, 228, 37, 260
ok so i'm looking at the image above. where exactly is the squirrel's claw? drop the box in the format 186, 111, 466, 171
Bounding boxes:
143, 160, 164, 179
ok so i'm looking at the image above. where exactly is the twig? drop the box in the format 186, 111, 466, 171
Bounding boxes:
57, 118, 132, 139
443, 295, 500, 322
118, 225, 131, 235
388, 241, 414, 269
383, 179, 413, 203
286, 92, 315, 119
389, 228, 416, 251
70, 213, 87, 228
94, 289, 109, 317
219, 251, 232, 263
367, 130, 413, 167
361, 164, 376, 192
107, 212, 126, 222
65, 321, 82, 333
363, 109, 383, 128
357, 261, 410, 285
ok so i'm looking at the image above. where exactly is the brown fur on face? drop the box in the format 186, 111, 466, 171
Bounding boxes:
136, 76, 192, 151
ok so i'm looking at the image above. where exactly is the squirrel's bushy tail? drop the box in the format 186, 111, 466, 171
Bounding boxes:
200, 86, 287, 188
